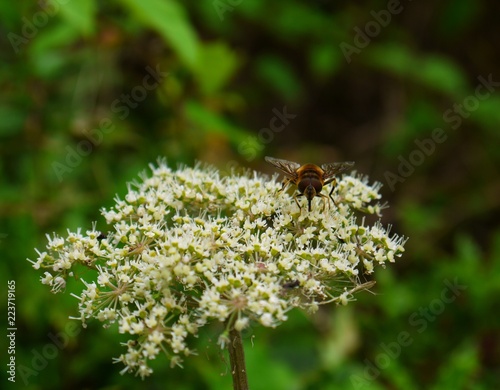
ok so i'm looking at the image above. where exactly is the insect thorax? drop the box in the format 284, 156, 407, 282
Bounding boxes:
297, 172, 323, 195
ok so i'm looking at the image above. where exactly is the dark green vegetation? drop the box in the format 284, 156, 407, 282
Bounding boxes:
2, 1, 499, 389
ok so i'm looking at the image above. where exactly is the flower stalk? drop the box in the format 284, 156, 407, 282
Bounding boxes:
228, 324, 249, 390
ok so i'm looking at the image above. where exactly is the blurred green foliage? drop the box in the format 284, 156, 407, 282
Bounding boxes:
1, 0, 499, 389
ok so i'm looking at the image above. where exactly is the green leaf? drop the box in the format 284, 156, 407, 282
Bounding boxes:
256, 55, 302, 100
185, 100, 259, 152
309, 43, 341, 78
0, 3, 24, 31
51, 0, 97, 36
365, 43, 415, 76
118, 0, 199, 67
400, 201, 442, 236
192, 42, 240, 95
367, 45, 466, 96
273, 2, 329, 38
27, 21, 85, 78
30, 23, 80, 55
245, 341, 299, 390
415, 55, 467, 96
474, 96, 500, 130
0, 105, 26, 136
431, 342, 479, 390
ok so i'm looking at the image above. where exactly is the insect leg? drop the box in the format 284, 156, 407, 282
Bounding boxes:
279, 178, 292, 193
328, 178, 338, 207
293, 193, 303, 211
317, 193, 330, 212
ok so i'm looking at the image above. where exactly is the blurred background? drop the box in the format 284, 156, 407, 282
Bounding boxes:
2, 1, 500, 389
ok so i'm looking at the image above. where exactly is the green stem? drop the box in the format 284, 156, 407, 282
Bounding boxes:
228, 325, 249, 390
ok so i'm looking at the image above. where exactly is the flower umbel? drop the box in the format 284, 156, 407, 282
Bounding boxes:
29, 161, 406, 378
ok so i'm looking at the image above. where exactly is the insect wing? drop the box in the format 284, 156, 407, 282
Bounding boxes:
321, 161, 355, 181
265, 156, 301, 179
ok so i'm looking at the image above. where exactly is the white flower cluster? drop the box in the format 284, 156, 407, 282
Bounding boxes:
29, 161, 406, 378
